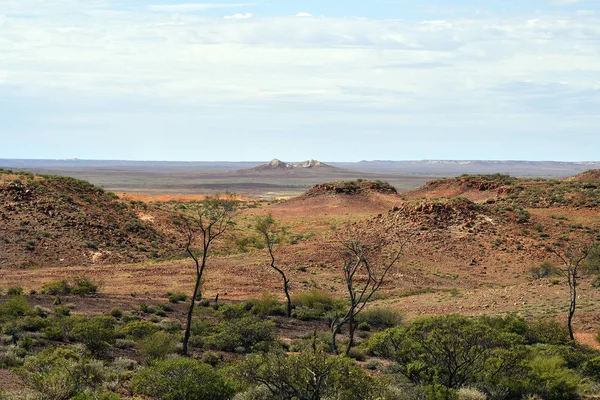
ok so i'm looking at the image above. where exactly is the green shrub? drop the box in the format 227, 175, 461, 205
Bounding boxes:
20, 316, 49, 332
368, 315, 525, 390
6, 287, 24, 296
519, 355, 581, 400
200, 351, 223, 367
292, 290, 337, 309
139, 304, 155, 314
41, 280, 71, 295
132, 358, 234, 400
347, 347, 366, 361
55, 306, 70, 316
530, 261, 559, 280
249, 292, 284, 316
40, 277, 98, 296
526, 319, 570, 345
71, 391, 121, 400
0, 345, 23, 368
205, 316, 275, 353
457, 387, 487, 400
356, 307, 403, 329
218, 304, 247, 320
291, 290, 343, 320
358, 322, 371, 332
0, 296, 33, 318
138, 331, 178, 362
167, 292, 187, 304
239, 345, 381, 400
121, 314, 140, 323
18, 346, 106, 400
158, 320, 181, 333
121, 320, 158, 339
71, 276, 98, 295
71, 317, 117, 357
109, 308, 123, 319
157, 303, 174, 312
198, 299, 211, 307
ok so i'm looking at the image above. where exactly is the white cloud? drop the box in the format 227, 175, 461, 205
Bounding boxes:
296, 12, 312, 17
0, 4, 599, 143
148, 3, 254, 12
224, 12, 253, 19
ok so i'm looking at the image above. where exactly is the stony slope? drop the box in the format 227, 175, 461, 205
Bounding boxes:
0, 170, 180, 267
566, 169, 600, 183
408, 174, 600, 208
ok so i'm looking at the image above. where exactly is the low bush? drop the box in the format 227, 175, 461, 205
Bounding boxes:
167, 292, 187, 304
291, 290, 343, 320
0, 296, 33, 318
204, 316, 275, 353
41, 280, 71, 295
6, 287, 24, 296
0, 345, 23, 368
18, 346, 106, 399
71, 276, 98, 295
71, 391, 121, 400
530, 261, 559, 280
138, 331, 178, 362
132, 358, 234, 400
71, 317, 118, 357
356, 307, 403, 329
41, 276, 98, 296
458, 387, 487, 400
121, 320, 158, 340
347, 347, 366, 361
249, 292, 284, 316
526, 319, 570, 345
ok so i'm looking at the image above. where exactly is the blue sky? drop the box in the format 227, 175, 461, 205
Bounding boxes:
1, 0, 599, 161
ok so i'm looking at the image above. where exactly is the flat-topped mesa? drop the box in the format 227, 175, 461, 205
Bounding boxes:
292, 159, 332, 169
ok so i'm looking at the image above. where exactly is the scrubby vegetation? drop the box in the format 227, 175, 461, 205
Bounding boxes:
1, 292, 600, 399
3, 171, 600, 399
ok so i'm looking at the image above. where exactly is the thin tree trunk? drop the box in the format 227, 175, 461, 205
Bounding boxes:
182, 272, 201, 356
345, 313, 355, 354
568, 270, 576, 341
182, 249, 207, 356
331, 324, 339, 354
283, 279, 292, 318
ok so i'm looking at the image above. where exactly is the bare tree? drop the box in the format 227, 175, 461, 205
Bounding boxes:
180, 194, 238, 356
331, 223, 407, 355
548, 239, 596, 341
255, 214, 292, 317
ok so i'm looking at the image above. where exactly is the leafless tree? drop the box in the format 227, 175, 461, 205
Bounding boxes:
255, 214, 292, 317
548, 238, 596, 341
180, 194, 238, 356
331, 223, 408, 354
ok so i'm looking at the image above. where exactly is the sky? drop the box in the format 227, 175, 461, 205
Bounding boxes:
1, 0, 599, 162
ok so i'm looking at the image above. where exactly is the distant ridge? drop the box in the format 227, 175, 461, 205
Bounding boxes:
249, 159, 335, 172
292, 159, 333, 169
252, 159, 293, 170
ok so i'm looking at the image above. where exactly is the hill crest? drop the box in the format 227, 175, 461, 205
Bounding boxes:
0, 170, 179, 267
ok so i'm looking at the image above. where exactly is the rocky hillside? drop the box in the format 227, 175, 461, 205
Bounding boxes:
409, 174, 600, 208
566, 169, 600, 183
302, 180, 398, 197
0, 170, 180, 267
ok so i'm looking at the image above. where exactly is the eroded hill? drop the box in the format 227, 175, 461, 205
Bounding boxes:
0, 170, 180, 267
